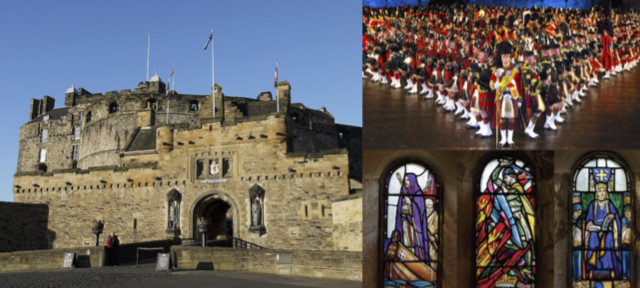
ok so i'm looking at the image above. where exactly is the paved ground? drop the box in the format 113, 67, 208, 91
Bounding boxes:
0, 263, 361, 288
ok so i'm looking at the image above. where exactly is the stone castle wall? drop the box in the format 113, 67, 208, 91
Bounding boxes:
331, 195, 363, 251
171, 246, 362, 281
0, 202, 49, 252
15, 82, 361, 254
14, 115, 355, 251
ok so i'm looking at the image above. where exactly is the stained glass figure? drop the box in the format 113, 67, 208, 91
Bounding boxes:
475, 157, 535, 288
571, 156, 632, 288
383, 162, 440, 287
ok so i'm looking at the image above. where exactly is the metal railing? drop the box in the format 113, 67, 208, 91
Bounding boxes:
232, 237, 267, 250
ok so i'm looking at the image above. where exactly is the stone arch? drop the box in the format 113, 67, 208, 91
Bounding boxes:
189, 191, 239, 245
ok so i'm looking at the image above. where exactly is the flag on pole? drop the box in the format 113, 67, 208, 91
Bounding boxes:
166, 73, 170, 100
170, 66, 175, 92
274, 60, 278, 87
203, 31, 213, 50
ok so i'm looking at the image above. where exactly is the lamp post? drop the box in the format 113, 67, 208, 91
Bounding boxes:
197, 217, 209, 247
92, 220, 104, 246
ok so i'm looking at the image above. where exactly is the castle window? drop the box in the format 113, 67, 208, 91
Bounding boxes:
79, 111, 84, 121
73, 127, 80, 140
382, 161, 441, 287
71, 145, 79, 161
475, 157, 535, 287
196, 160, 204, 178
41, 129, 48, 143
189, 101, 199, 111
85, 111, 92, 123
61, 116, 67, 123
39, 149, 46, 163
43, 115, 49, 123
147, 99, 158, 110
109, 103, 119, 114
222, 158, 232, 177
571, 153, 633, 287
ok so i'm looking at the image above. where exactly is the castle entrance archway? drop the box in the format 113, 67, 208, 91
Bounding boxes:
193, 194, 235, 246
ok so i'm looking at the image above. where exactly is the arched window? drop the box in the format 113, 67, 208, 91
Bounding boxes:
85, 111, 92, 123
571, 154, 633, 287
189, 100, 199, 111
382, 161, 441, 287
475, 157, 535, 287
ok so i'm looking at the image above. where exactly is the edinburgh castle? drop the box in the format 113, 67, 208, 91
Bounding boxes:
12, 75, 362, 253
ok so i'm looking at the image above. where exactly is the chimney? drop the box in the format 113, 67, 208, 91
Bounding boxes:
276, 81, 291, 113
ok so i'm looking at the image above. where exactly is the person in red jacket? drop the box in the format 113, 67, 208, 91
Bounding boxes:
106, 231, 120, 266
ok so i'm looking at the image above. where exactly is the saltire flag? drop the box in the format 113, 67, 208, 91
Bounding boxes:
274, 60, 278, 87
203, 31, 213, 50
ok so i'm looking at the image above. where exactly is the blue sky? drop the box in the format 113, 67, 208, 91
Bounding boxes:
0, 0, 362, 202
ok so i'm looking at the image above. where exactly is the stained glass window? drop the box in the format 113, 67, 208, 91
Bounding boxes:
571, 155, 632, 288
475, 157, 535, 287
383, 162, 441, 287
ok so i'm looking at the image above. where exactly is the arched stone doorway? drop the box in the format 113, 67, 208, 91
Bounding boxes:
192, 193, 236, 246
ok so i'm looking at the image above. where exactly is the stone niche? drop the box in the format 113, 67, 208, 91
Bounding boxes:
248, 184, 266, 235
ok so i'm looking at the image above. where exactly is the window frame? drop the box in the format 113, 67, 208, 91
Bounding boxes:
569, 152, 634, 287
379, 159, 443, 288
473, 155, 537, 288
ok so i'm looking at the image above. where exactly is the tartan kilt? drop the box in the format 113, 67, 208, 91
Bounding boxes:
529, 94, 545, 113
470, 90, 481, 114
544, 87, 561, 106
478, 91, 495, 118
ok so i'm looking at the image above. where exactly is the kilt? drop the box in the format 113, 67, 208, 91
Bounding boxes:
543, 85, 561, 106
478, 91, 495, 118
470, 90, 481, 114
529, 94, 545, 113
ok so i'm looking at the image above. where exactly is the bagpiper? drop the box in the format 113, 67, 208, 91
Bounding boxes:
491, 40, 521, 147
521, 50, 545, 140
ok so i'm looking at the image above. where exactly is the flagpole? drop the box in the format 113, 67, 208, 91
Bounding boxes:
167, 74, 170, 124
276, 60, 279, 113
211, 29, 215, 118
147, 33, 151, 81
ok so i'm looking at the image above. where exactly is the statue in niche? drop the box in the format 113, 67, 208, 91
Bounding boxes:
248, 184, 266, 235
251, 196, 262, 227
168, 199, 179, 229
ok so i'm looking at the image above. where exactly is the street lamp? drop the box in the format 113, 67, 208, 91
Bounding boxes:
92, 220, 104, 246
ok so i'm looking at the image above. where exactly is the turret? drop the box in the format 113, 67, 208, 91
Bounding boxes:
29, 96, 55, 121
156, 126, 174, 153
276, 81, 291, 113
